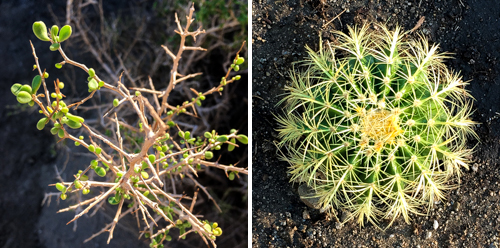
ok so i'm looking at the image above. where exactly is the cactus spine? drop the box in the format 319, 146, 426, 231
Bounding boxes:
276, 24, 478, 227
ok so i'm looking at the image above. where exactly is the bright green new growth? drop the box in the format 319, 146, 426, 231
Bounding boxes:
14, 4, 247, 247
277, 24, 478, 228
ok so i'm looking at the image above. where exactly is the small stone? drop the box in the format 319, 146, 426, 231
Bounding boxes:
303, 210, 311, 219
335, 222, 343, 229
340, 210, 351, 222
472, 163, 479, 172
426, 231, 432, 239
298, 184, 321, 209
433, 220, 439, 230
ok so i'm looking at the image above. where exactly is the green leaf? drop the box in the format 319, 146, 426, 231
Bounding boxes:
50, 25, 59, 39
204, 132, 212, 139
59, 25, 72, 42
49, 43, 60, 51
58, 129, 65, 138
236, 57, 245, 65
88, 78, 98, 91
16, 91, 32, 104
55, 183, 67, 193
32, 21, 50, 41
113, 98, 119, 107
236, 134, 248, 144
204, 151, 214, 160
94, 166, 106, 177
20, 85, 32, 94
108, 196, 119, 205
204, 223, 212, 232
11, 83, 22, 96
31, 75, 42, 95
216, 135, 228, 143
65, 119, 82, 129
148, 154, 156, 163
65, 113, 85, 123
37, 117, 48, 130
74, 180, 83, 189
228, 138, 236, 151
50, 127, 60, 135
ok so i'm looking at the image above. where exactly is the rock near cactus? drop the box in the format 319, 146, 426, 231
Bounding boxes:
276, 24, 478, 228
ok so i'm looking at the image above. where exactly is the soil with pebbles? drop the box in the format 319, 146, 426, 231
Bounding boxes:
252, 0, 500, 247
0, 1, 248, 247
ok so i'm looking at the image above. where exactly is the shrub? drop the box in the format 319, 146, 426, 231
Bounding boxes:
276, 24, 477, 228
12, 4, 247, 247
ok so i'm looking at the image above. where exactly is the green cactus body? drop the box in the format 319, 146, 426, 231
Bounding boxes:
276, 25, 478, 227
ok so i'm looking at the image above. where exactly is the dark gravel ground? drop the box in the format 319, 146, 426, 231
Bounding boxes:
252, 0, 500, 247
0, 1, 247, 248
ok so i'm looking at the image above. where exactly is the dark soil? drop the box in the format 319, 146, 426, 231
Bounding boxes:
0, 1, 247, 248
252, 0, 500, 247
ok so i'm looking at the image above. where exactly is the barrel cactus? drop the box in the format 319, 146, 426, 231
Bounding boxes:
276, 24, 478, 227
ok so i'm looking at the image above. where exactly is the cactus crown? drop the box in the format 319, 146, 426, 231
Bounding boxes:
276, 24, 478, 228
